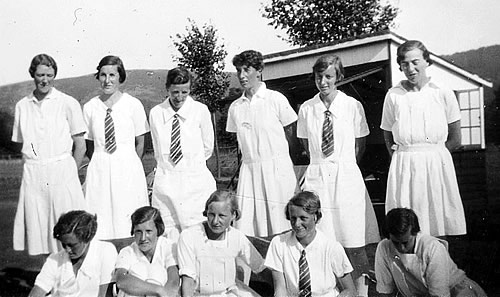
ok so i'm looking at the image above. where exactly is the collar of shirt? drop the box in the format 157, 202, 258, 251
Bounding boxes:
77, 240, 100, 279
27, 87, 58, 103
162, 95, 194, 123
240, 82, 267, 102
287, 229, 326, 262
312, 93, 340, 120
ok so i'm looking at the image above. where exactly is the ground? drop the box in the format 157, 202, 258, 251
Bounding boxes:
1, 154, 500, 296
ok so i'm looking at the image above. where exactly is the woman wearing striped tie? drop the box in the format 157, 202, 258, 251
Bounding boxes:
265, 191, 355, 297
296, 54, 380, 296
149, 67, 216, 240
83, 55, 149, 240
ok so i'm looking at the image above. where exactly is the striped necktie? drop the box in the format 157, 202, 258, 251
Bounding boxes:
170, 114, 183, 165
321, 110, 334, 157
299, 250, 311, 297
104, 108, 116, 154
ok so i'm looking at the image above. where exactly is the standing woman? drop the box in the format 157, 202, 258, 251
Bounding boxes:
12, 54, 87, 255
380, 40, 466, 236
226, 50, 298, 237
84, 55, 149, 240
149, 67, 216, 239
297, 54, 380, 296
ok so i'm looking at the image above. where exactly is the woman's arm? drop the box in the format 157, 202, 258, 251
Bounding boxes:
271, 270, 287, 297
72, 132, 86, 169
383, 130, 396, 157
446, 120, 461, 152
181, 275, 196, 297
28, 285, 47, 297
355, 136, 366, 164
336, 273, 356, 297
299, 138, 309, 158
115, 268, 169, 297
135, 134, 145, 158
165, 265, 180, 296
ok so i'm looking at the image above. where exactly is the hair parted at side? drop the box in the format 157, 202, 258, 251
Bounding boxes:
396, 40, 433, 66
312, 54, 345, 82
53, 210, 97, 243
95, 55, 126, 83
232, 50, 264, 72
29, 54, 58, 78
386, 207, 421, 237
130, 206, 165, 236
165, 66, 192, 89
285, 191, 322, 222
203, 190, 241, 221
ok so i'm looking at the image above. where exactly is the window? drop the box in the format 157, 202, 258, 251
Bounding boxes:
456, 89, 483, 148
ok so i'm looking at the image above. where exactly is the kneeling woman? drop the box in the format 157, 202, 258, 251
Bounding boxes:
177, 190, 265, 297
29, 211, 117, 297
115, 206, 179, 297
375, 208, 486, 297
265, 191, 356, 297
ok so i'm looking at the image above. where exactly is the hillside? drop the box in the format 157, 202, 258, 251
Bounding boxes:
443, 45, 500, 144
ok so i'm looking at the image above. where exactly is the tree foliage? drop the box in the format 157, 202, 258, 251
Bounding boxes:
262, 0, 399, 47
172, 19, 230, 112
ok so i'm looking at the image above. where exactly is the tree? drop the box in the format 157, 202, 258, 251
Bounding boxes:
262, 0, 399, 47
172, 19, 230, 112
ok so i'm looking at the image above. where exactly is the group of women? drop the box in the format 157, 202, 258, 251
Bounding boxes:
13, 39, 486, 296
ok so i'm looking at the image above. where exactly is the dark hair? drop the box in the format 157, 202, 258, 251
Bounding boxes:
312, 54, 345, 82
203, 190, 241, 221
396, 40, 433, 67
165, 67, 192, 89
53, 210, 97, 243
386, 208, 421, 237
285, 191, 322, 222
130, 206, 165, 236
95, 55, 126, 83
29, 54, 58, 78
232, 50, 264, 72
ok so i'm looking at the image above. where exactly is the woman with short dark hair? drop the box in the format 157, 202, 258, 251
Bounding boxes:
29, 211, 117, 297
381, 40, 466, 237
115, 206, 179, 297
149, 66, 216, 240
12, 53, 87, 256
375, 208, 486, 297
83, 55, 149, 240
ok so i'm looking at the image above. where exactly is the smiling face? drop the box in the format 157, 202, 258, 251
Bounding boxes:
314, 65, 338, 98
206, 201, 235, 237
59, 233, 89, 260
33, 65, 55, 97
168, 82, 190, 111
390, 229, 416, 254
98, 65, 121, 95
288, 205, 317, 245
400, 48, 429, 88
235, 65, 261, 91
133, 219, 159, 258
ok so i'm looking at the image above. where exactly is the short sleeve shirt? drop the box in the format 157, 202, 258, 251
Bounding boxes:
12, 87, 87, 159
265, 230, 353, 297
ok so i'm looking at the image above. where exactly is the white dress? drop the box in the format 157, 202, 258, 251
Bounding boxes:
34, 240, 117, 297
297, 92, 380, 248
11, 88, 87, 255
149, 96, 216, 236
115, 236, 178, 297
177, 223, 264, 296
380, 80, 466, 236
265, 229, 353, 297
226, 83, 298, 237
83, 93, 149, 239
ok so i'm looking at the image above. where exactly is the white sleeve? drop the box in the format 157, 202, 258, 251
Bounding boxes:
100, 242, 118, 284
264, 236, 284, 273
177, 230, 198, 279
199, 104, 214, 159
34, 253, 60, 293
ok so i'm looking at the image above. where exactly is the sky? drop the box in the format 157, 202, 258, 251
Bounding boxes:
1, 0, 500, 86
